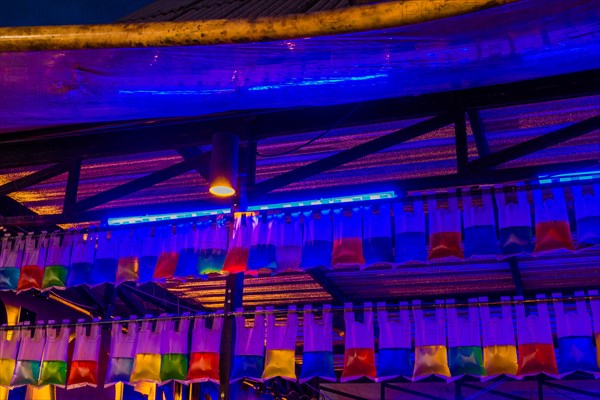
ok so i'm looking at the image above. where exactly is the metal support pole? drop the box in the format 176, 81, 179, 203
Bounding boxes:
508, 257, 524, 296
455, 380, 464, 400
454, 110, 469, 175
537, 379, 544, 400
219, 273, 244, 400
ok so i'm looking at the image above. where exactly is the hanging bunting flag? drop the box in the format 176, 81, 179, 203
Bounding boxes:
590, 290, 600, 378
38, 321, 70, 388
223, 214, 252, 274
115, 230, 140, 286
299, 210, 332, 270
341, 302, 376, 382
446, 299, 485, 379
552, 292, 599, 375
230, 307, 265, 383
130, 317, 164, 383
91, 231, 119, 286
332, 208, 365, 268
262, 306, 298, 381
152, 225, 179, 281
362, 205, 393, 268
198, 220, 228, 275
11, 322, 45, 388
515, 295, 559, 378
67, 320, 102, 388
275, 213, 302, 273
412, 300, 451, 380
247, 214, 277, 274
187, 312, 224, 384
496, 184, 533, 255
160, 316, 190, 383
393, 201, 427, 265
0, 325, 19, 388
479, 296, 518, 380
533, 188, 575, 253
463, 189, 498, 258
105, 318, 139, 387
427, 194, 464, 261
138, 227, 159, 284
0, 234, 25, 291
17, 233, 48, 292
572, 184, 600, 248
42, 233, 71, 290
174, 225, 201, 280
67, 232, 96, 287
376, 302, 413, 381
299, 305, 335, 383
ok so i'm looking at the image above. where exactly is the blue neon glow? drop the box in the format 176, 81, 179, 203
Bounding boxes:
106, 191, 395, 226
107, 208, 231, 226
246, 191, 396, 211
538, 170, 600, 184
118, 89, 236, 96
247, 73, 389, 91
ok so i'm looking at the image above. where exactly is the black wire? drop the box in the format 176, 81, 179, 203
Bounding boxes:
256, 103, 363, 158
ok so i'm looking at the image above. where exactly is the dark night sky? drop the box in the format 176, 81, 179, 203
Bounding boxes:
1, 0, 155, 26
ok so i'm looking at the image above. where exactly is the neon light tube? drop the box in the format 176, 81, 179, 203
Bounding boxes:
107, 208, 231, 226
538, 170, 600, 184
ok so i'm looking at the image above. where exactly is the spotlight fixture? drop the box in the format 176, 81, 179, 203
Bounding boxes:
209, 132, 239, 197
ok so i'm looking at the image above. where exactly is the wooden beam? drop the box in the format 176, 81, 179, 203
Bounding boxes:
255, 114, 453, 193
0, 163, 70, 197
467, 114, 600, 172
176, 147, 211, 182
467, 110, 490, 157
455, 111, 469, 174
72, 152, 210, 212
63, 159, 81, 214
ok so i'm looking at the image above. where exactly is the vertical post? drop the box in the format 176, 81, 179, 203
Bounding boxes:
63, 159, 81, 214
454, 109, 468, 175
380, 383, 386, 400
455, 380, 464, 400
508, 257, 524, 296
537, 379, 544, 400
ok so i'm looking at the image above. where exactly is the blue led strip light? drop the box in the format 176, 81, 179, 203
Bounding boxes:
538, 170, 600, 185
106, 191, 396, 226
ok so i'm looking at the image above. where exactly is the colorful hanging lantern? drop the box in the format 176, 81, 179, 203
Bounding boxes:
496, 183, 533, 255
17, 233, 48, 292
105, 318, 139, 387
230, 307, 265, 382
11, 322, 45, 388
198, 220, 228, 275
446, 299, 485, 379
262, 306, 298, 381
427, 194, 464, 261
174, 225, 201, 280
533, 188, 575, 253
38, 321, 70, 388
91, 231, 119, 286
341, 302, 376, 382
275, 213, 302, 273
376, 302, 412, 381
479, 296, 518, 379
187, 313, 224, 384
67, 320, 102, 388
463, 190, 498, 258
160, 316, 190, 383
0, 235, 25, 291
152, 225, 179, 281
332, 208, 365, 268
412, 300, 451, 380
393, 201, 427, 264
299, 210, 332, 270
42, 233, 71, 290
552, 292, 599, 375
590, 290, 600, 377
130, 317, 164, 383
515, 295, 559, 378
66, 232, 96, 287
247, 214, 277, 274
362, 205, 393, 268
299, 305, 335, 383
115, 230, 141, 286
223, 214, 252, 274
138, 227, 159, 284
0, 325, 19, 388
572, 184, 600, 248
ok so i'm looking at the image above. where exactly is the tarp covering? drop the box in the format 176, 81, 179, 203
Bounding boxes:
0, 0, 598, 133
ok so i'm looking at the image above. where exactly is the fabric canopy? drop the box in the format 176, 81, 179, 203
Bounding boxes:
0, 0, 598, 133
